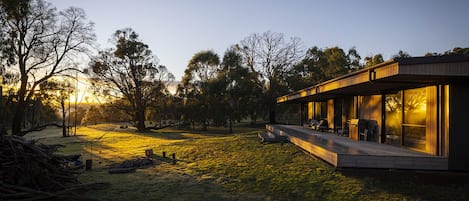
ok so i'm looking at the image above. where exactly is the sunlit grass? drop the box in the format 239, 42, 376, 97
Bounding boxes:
26, 124, 469, 201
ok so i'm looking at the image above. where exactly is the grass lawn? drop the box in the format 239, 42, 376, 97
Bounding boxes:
26, 124, 469, 201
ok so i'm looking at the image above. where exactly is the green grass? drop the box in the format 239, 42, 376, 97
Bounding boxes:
26, 124, 469, 201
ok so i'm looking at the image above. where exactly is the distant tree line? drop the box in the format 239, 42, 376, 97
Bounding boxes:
176, 38, 469, 131
1, 0, 468, 135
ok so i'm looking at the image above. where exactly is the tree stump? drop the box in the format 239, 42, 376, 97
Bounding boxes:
145, 149, 153, 157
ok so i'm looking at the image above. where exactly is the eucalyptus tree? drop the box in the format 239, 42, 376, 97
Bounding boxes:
179, 50, 220, 130
392, 50, 411, 59
425, 47, 469, 57
0, 0, 95, 135
39, 79, 74, 137
88, 28, 173, 132
219, 48, 261, 132
364, 54, 384, 67
286, 46, 362, 91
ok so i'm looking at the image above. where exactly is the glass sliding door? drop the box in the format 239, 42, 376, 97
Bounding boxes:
384, 87, 427, 151
385, 91, 402, 146
402, 87, 427, 150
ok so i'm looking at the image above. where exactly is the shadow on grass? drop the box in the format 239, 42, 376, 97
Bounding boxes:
79, 165, 266, 201
87, 123, 261, 141
340, 168, 469, 201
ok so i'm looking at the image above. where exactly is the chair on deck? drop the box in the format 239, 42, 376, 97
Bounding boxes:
360, 120, 378, 141
317, 119, 329, 132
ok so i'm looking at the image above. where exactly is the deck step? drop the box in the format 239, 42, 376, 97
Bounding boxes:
258, 132, 287, 143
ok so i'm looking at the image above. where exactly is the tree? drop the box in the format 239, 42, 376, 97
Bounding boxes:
179, 50, 220, 130
39, 79, 74, 137
147, 92, 182, 128
347, 48, 362, 70
444, 47, 469, 56
100, 101, 131, 123
238, 31, 303, 123
425, 47, 469, 57
219, 47, 261, 132
449, 47, 469, 55
88, 28, 173, 132
81, 106, 103, 125
0, 69, 5, 135
392, 50, 411, 59
185, 50, 220, 83
0, 0, 95, 135
67, 106, 86, 126
286, 46, 362, 91
364, 54, 384, 67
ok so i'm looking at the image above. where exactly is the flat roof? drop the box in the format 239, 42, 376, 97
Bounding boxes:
277, 55, 469, 103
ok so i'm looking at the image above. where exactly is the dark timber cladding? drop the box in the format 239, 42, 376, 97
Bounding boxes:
278, 55, 469, 104
449, 81, 469, 171
275, 55, 469, 171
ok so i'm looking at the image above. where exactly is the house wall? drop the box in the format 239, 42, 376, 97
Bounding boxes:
426, 86, 438, 155
448, 82, 469, 171
308, 102, 313, 120
327, 99, 334, 130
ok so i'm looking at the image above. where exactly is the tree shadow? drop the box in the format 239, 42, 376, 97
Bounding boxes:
340, 168, 469, 201
86, 123, 258, 141
79, 164, 266, 201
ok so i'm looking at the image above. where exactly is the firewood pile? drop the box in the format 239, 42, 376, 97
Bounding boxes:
0, 134, 107, 201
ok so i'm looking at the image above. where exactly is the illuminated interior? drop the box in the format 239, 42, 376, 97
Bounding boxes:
385, 87, 427, 150
385, 92, 402, 146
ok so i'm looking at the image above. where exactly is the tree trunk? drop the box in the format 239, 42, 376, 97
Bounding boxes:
62, 98, 67, 137
269, 107, 276, 124
0, 85, 5, 135
12, 75, 29, 135
251, 112, 257, 126
12, 101, 26, 136
201, 120, 207, 131
229, 119, 233, 134
136, 109, 146, 132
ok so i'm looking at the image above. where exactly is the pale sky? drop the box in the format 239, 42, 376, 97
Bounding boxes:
49, 0, 469, 81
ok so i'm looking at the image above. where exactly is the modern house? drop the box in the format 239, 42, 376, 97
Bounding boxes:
271, 55, 469, 171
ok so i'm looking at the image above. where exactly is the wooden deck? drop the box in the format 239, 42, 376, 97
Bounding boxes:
266, 124, 448, 170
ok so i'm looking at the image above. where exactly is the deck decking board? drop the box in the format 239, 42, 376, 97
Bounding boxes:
267, 124, 448, 170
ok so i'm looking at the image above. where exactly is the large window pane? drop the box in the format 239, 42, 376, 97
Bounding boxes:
385, 92, 402, 146
403, 87, 426, 150
402, 126, 426, 150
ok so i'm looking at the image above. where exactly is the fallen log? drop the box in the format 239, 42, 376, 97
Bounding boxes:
108, 167, 136, 174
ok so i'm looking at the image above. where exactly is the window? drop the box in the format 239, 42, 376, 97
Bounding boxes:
402, 87, 426, 150
385, 91, 402, 146
384, 87, 427, 150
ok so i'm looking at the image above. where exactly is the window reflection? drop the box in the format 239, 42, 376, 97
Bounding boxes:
385, 92, 402, 146
403, 87, 426, 150
384, 87, 427, 151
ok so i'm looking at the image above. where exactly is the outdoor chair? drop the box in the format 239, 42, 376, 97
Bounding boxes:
360, 129, 369, 141
317, 119, 329, 132
309, 119, 319, 129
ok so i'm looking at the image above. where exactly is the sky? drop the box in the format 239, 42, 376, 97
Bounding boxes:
49, 0, 469, 81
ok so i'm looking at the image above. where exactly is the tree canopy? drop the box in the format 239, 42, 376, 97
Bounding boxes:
286, 46, 362, 91
238, 31, 303, 123
88, 28, 173, 132
178, 50, 220, 130
0, 0, 95, 135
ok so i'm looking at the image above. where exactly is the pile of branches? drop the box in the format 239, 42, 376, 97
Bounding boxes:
0, 134, 106, 201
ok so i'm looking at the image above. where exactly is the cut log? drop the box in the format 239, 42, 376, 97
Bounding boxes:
108, 167, 136, 174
